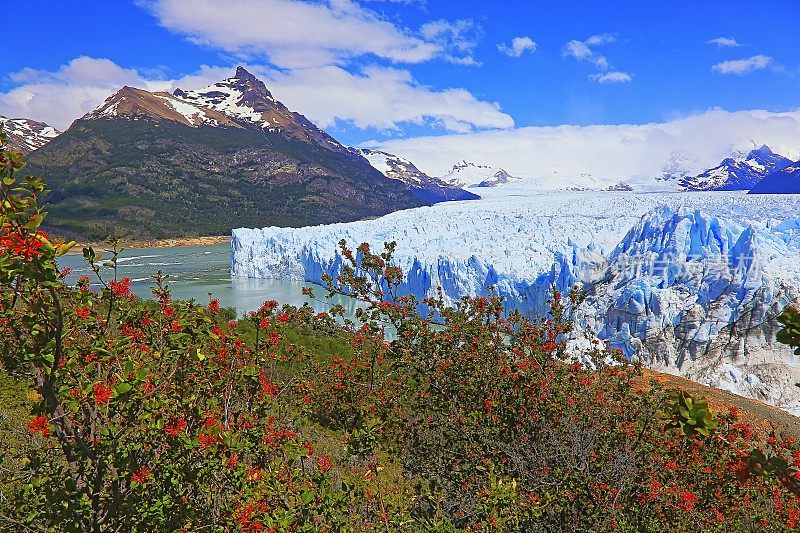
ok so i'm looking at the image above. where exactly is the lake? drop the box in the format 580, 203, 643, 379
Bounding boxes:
57, 243, 360, 317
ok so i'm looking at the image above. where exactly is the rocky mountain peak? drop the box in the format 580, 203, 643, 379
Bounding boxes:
224, 66, 276, 104
172, 67, 346, 151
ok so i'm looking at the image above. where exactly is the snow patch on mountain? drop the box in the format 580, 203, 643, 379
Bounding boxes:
358, 149, 429, 186
175, 81, 268, 126
153, 94, 223, 127
440, 161, 521, 188
232, 190, 800, 413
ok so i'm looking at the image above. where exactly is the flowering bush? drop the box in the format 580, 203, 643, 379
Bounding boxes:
3, 129, 800, 531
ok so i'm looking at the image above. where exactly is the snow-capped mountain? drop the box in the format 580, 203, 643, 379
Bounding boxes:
440, 161, 520, 188
232, 190, 800, 414
28, 67, 435, 240
358, 149, 479, 202
174, 67, 347, 153
679, 145, 793, 191
0, 116, 60, 154
749, 160, 800, 194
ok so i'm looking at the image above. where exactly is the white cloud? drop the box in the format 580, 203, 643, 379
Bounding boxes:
712, 55, 772, 75
707, 37, 743, 48
140, 0, 472, 68
0, 57, 513, 133
563, 40, 593, 61
562, 34, 615, 71
497, 36, 537, 58
257, 64, 513, 132
584, 33, 615, 46
590, 71, 632, 84
368, 108, 800, 183
418, 18, 482, 65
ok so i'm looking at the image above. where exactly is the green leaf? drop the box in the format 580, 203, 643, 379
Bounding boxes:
114, 383, 133, 395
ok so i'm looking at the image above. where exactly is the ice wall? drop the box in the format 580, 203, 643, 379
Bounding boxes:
232, 191, 800, 412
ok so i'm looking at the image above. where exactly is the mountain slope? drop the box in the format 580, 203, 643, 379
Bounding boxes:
357, 149, 479, 202
0, 116, 60, 154
24, 68, 431, 240
749, 161, 800, 194
679, 145, 793, 191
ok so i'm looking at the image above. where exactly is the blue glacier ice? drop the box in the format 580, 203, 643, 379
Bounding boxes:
232, 190, 800, 413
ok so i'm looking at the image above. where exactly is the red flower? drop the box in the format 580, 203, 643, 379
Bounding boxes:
788, 507, 799, 529
259, 368, 278, 396
318, 455, 332, 473
27, 415, 50, 437
164, 417, 187, 436
131, 467, 151, 484
208, 299, 220, 314
277, 312, 290, 323
227, 453, 239, 468
259, 317, 270, 329
0, 229, 43, 260
74, 306, 91, 320
170, 320, 183, 333
259, 300, 278, 313
109, 277, 133, 298
202, 416, 218, 429
94, 383, 112, 405
269, 331, 280, 346
228, 320, 237, 330
679, 491, 698, 511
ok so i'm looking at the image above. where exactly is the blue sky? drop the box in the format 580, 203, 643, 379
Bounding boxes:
2, 0, 799, 176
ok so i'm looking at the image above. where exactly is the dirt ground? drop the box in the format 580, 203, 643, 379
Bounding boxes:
641, 368, 800, 438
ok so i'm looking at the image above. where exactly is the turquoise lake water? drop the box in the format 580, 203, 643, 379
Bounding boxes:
57, 243, 359, 317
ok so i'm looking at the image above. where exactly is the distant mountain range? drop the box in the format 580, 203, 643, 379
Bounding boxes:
679, 145, 794, 191
18, 67, 475, 240
356, 149, 479, 202
6, 74, 800, 219
440, 161, 520, 188
0, 116, 59, 154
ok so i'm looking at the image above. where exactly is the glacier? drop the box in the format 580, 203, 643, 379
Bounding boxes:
232, 187, 800, 413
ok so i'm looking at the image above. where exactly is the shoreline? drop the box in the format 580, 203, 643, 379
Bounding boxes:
67, 235, 231, 254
